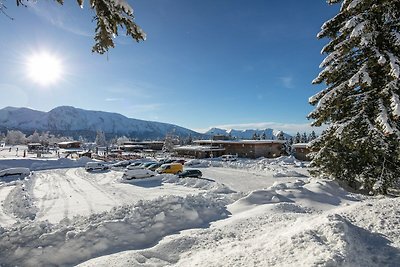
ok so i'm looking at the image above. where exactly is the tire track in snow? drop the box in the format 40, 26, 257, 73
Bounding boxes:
71, 168, 121, 205
0, 185, 17, 226
34, 171, 69, 220
33, 168, 126, 223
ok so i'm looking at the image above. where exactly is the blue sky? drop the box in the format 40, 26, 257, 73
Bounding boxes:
0, 1, 339, 134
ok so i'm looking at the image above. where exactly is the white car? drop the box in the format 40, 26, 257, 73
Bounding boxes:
221, 155, 238, 161
0, 167, 31, 178
85, 162, 109, 171
122, 168, 156, 180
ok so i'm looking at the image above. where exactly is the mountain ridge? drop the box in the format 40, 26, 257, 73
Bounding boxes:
0, 106, 200, 140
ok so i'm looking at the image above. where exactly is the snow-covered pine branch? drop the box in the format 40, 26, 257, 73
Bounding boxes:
9, 0, 146, 54
308, 0, 400, 194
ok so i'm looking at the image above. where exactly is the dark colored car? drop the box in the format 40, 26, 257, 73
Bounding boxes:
174, 159, 186, 165
178, 169, 202, 178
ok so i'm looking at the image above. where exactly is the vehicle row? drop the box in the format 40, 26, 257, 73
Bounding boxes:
84, 158, 202, 180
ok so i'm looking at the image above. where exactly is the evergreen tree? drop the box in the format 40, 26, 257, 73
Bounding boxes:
3, 0, 145, 54
301, 132, 308, 143
309, 0, 400, 194
261, 132, 267, 140
276, 131, 285, 140
252, 132, 259, 140
308, 131, 317, 142
288, 137, 294, 146
186, 134, 193, 145
294, 132, 301, 143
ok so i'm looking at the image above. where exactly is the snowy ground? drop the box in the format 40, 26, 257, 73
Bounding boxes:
0, 154, 399, 266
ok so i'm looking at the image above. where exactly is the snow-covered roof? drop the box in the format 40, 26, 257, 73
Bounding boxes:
27, 143, 42, 146
292, 143, 310, 148
174, 145, 225, 152
58, 141, 81, 145
120, 145, 144, 148
194, 140, 287, 145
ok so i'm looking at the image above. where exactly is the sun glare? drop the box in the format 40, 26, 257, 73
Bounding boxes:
26, 52, 63, 86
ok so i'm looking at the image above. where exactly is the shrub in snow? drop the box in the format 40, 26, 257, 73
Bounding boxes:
309, 0, 400, 194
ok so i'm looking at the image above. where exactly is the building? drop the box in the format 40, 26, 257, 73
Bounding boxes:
292, 143, 311, 161
182, 140, 287, 159
27, 143, 44, 152
119, 141, 164, 152
174, 145, 225, 159
58, 141, 82, 149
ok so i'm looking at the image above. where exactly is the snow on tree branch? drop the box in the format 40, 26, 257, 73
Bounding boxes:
309, 0, 400, 194
11, 0, 146, 54
376, 100, 395, 134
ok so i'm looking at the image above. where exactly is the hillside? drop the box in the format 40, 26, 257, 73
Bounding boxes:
0, 106, 200, 140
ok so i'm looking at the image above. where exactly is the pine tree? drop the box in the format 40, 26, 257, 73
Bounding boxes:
186, 134, 193, 145
276, 131, 285, 140
294, 132, 301, 143
252, 132, 259, 140
4, 0, 145, 54
301, 132, 308, 143
308, 131, 317, 142
309, 0, 400, 194
261, 132, 267, 140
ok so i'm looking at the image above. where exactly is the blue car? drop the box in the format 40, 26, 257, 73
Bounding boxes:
178, 169, 202, 178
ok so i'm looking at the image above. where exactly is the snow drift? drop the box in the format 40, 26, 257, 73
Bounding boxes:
0, 194, 230, 266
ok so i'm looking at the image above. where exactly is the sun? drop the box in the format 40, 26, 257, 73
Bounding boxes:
26, 52, 63, 86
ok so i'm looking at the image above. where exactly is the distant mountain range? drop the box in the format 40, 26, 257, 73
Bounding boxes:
0, 106, 200, 140
205, 127, 292, 140
0, 106, 293, 141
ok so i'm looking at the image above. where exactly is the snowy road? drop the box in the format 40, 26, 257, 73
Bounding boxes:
0, 168, 203, 225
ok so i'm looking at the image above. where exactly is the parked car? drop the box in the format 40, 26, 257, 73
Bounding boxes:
111, 160, 131, 168
159, 158, 175, 164
173, 159, 186, 165
127, 161, 157, 170
178, 169, 202, 178
85, 162, 109, 171
126, 162, 143, 169
0, 167, 31, 178
146, 162, 163, 171
156, 163, 183, 174
221, 154, 238, 161
122, 168, 156, 180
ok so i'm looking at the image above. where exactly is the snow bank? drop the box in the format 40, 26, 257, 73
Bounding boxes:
0, 194, 230, 266
272, 169, 307, 177
185, 156, 308, 175
230, 179, 362, 214
3, 177, 37, 221
0, 157, 93, 171
252, 213, 400, 266
162, 174, 236, 194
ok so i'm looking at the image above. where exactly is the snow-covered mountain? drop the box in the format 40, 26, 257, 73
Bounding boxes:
0, 106, 200, 139
205, 127, 292, 140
